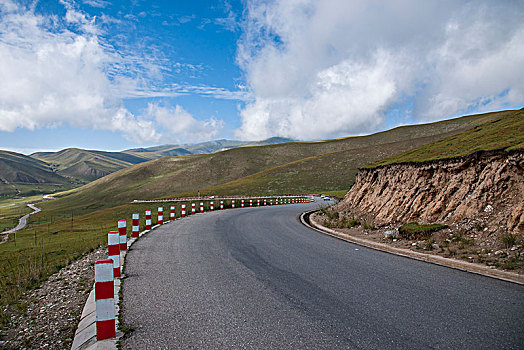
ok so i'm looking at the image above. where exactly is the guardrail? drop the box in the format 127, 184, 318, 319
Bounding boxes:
72, 195, 315, 349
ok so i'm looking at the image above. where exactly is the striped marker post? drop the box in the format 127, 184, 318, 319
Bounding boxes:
132, 213, 139, 238
270, 199, 273, 206
232, 200, 235, 208
118, 220, 127, 251
181, 204, 186, 217
192, 203, 196, 215
241, 200, 244, 208
108, 231, 120, 278
220, 201, 224, 210
145, 210, 151, 230
95, 259, 115, 340
250, 199, 253, 207
170, 206, 175, 221
210, 201, 214, 211
200, 202, 204, 213
158, 207, 163, 225
257, 199, 260, 207
264, 199, 267, 206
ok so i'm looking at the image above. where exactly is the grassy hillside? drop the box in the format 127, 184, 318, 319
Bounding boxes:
32, 148, 150, 182
367, 108, 524, 168
191, 133, 458, 196
0, 151, 73, 198
39, 109, 509, 216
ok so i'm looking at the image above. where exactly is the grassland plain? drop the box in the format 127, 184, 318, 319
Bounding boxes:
0, 109, 514, 334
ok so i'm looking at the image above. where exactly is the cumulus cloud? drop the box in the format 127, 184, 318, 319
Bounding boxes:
0, 0, 229, 144
148, 103, 223, 144
0, 0, 158, 141
235, 0, 524, 140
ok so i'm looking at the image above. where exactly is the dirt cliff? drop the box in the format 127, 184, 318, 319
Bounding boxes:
337, 150, 524, 234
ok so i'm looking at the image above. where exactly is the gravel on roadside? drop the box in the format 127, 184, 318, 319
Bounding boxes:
0, 247, 106, 350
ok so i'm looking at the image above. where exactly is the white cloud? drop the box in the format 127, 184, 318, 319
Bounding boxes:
83, 0, 110, 8
0, 1, 226, 145
147, 103, 223, 143
236, 0, 524, 140
0, 1, 147, 138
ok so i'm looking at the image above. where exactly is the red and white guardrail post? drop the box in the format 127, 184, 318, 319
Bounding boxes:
210, 201, 214, 211
241, 199, 244, 208
108, 231, 120, 278
118, 220, 126, 251
270, 199, 273, 206
95, 259, 115, 340
145, 210, 151, 230
232, 200, 235, 208
181, 204, 186, 217
220, 200, 224, 210
264, 199, 267, 206
158, 207, 163, 225
200, 202, 204, 213
132, 213, 139, 238
192, 203, 196, 215
250, 199, 253, 207
257, 199, 260, 207
170, 206, 175, 221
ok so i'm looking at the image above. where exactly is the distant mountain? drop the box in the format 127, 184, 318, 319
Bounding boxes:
47, 110, 510, 210
124, 137, 296, 156
29, 138, 296, 184
32, 148, 150, 182
0, 150, 73, 198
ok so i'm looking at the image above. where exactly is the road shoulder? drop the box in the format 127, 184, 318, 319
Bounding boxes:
302, 210, 524, 285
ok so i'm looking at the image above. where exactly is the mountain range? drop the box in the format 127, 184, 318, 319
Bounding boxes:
0, 137, 294, 198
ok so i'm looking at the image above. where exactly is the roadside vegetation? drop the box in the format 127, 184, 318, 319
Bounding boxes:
315, 208, 523, 272
398, 222, 449, 239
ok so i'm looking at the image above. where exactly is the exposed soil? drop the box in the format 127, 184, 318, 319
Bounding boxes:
338, 150, 524, 233
0, 247, 106, 349
319, 149, 524, 274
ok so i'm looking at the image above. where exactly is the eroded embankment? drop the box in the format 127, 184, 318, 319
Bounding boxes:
337, 150, 524, 234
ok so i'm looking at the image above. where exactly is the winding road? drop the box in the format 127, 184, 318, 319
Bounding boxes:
121, 201, 524, 349
3, 203, 40, 234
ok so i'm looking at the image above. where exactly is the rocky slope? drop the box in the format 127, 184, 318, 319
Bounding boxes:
337, 150, 524, 234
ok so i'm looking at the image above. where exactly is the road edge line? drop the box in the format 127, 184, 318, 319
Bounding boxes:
300, 209, 524, 286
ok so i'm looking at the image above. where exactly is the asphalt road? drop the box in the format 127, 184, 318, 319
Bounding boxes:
121, 201, 524, 349
3, 203, 40, 234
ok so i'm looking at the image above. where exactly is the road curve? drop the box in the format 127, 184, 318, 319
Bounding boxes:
3, 204, 41, 234
121, 202, 524, 349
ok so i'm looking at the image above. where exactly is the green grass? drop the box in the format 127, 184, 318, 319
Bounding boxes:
398, 222, 448, 239
320, 190, 348, 199
367, 109, 524, 167
501, 233, 517, 249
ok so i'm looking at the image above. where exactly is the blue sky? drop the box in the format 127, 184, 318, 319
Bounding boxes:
1, 0, 523, 154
